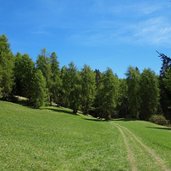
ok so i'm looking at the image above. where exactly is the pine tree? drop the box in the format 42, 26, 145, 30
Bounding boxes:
158, 52, 171, 119
96, 68, 119, 120
80, 65, 96, 114
59, 66, 69, 107
139, 69, 160, 120
36, 49, 52, 103
126, 66, 140, 119
30, 69, 47, 108
0, 35, 14, 99
50, 52, 61, 105
13, 53, 34, 98
61, 62, 81, 113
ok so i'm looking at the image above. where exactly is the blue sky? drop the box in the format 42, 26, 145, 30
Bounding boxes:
1, 0, 171, 77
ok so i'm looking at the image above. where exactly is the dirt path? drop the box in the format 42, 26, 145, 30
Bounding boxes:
114, 123, 170, 171
114, 124, 137, 171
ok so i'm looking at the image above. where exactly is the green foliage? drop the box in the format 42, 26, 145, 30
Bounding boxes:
0, 65, 2, 98
96, 68, 119, 120
67, 62, 81, 113
59, 63, 81, 113
0, 35, 14, 99
139, 69, 160, 120
158, 52, 171, 120
30, 69, 47, 108
80, 65, 96, 114
13, 53, 34, 98
49, 52, 61, 104
126, 66, 140, 119
36, 49, 52, 102
59, 66, 69, 107
117, 79, 128, 118
163, 68, 171, 92
149, 114, 168, 125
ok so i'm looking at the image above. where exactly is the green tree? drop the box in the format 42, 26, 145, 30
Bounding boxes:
61, 63, 81, 113
0, 65, 2, 98
67, 62, 81, 113
163, 68, 171, 92
36, 48, 52, 102
126, 66, 140, 119
96, 68, 119, 120
0, 35, 14, 99
13, 53, 34, 98
139, 69, 160, 120
50, 52, 61, 105
59, 66, 69, 107
30, 69, 47, 108
117, 79, 128, 118
158, 52, 171, 119
80, 65, 96, 114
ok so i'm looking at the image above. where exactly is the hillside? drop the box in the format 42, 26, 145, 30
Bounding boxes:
0, 101, 171, 171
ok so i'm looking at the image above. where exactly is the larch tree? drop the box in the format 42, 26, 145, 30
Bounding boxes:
50, 52, 61, 105
36, 48, 52, 103
139, 69, 160, 120
66, 62, 81, 114
30, 69, 47, 108
13, 53, 34, 98
96, 68, 119, 120
158, 52, 171, 119
126, 66, 141, 119
80, 65, 96, 114
0, 35, 14, 99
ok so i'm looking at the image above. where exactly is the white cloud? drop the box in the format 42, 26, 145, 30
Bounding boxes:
131, 17, 171, 45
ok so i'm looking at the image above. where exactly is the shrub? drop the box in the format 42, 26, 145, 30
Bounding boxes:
149, 115, 168, 125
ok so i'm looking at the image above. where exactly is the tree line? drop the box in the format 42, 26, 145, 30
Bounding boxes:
0, 34, 171, 121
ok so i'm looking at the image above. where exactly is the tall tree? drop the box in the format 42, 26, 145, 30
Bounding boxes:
60, 63, 81, 113
30, 69, 47, 108
94, 69, 102, 90
0, 35, 14, 99
36, 49, 52, 102
158, 52, 171, 119
67, 62, 81, 114
96, 68, 119, 120
50, 52, 61, 104
139, 69, 160, 120
0, 64, 2, 98
117, 79, 128, 118
59, 66, 69, 107
126, 66, 140, 119
13, 53, 34, 98
80, 65, 96, 114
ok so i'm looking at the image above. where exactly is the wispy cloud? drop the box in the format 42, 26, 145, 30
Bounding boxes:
68, 16, 171, 47
130, 17, 171, 45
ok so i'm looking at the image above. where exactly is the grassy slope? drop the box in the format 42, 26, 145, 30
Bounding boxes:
0, 101, 128, 171
115, 120, 171, 169
1, 101, 171, 171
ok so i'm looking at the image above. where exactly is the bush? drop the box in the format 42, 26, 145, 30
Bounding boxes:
149, 115, 168, 125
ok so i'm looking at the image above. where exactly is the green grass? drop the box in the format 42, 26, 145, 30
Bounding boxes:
0, 101, 128, 171
0, 101, 171, 171
114, 119, 171, 169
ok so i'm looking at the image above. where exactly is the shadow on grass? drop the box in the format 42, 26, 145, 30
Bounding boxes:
84, 118, 108, 122
41, 107, 77, 116
147, 126, 171, 131
113, 118, 137, 122
82, 117, 137, 122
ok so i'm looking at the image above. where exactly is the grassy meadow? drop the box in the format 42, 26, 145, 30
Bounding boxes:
0, 101, 171, 171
